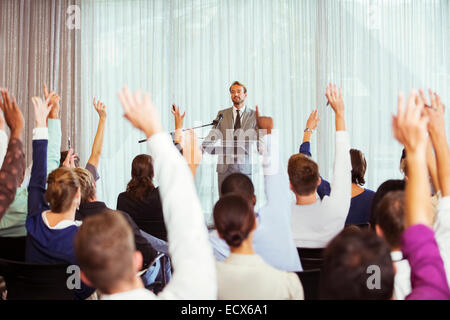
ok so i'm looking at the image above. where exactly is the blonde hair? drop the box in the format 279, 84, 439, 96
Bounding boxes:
46, 168, 80, 213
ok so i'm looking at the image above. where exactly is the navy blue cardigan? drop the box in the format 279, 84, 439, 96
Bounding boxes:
26, 139, 94, 299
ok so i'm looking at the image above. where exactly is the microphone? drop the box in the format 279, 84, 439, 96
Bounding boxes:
213, 114, 224, 128
138, 113, 223, 143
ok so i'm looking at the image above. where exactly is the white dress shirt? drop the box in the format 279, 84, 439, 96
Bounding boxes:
291, 131, 351, 248
101, 133, 217, 300
391, 250, 412, 300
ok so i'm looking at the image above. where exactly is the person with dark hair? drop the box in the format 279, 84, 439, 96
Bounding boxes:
320, 227, 394, 299
73, 167, 158, 276
214, 194, 303, 300
25, 96, 94, 299
369, 179, 406, 229
374, 190, 411, 299
117, 154, 167, 241
74, 86, 216, 299
299, 111, 375, 225
289, 83, 351, 248
209, 110, 302, 272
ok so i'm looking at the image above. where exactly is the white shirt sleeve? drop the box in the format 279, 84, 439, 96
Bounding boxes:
261, 132, 292, 214
148, 133, 217, 300
33, 127, 49, 140
0, 130, 7, 168
323, 131, 352, 218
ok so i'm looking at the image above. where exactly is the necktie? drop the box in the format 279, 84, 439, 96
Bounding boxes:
234, 109, 241, 130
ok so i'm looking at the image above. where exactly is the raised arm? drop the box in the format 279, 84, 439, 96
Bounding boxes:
44, 84, 62, 175
0, 89, 25, 220
324, 83, 351, 205
171, 104, 185, 145
393, 90, 450, 300
299, 109, 331, 198
118, 87, 216, 300
27, 95, 53, 219
87, 98, 107, 168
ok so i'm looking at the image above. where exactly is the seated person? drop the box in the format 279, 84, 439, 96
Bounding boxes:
73, 168, 158, 272
26, 95, 94, 299
289, 83, 351, 248
299, 110, 374, 225
373, 191, 411, 299
209, 108, 302, 272
0, 85, 58, 236
0, 89, 25, 220
214, 194, 303, 300
320, 90, 450, 300
73, 86, 216, 300
117, 154, 167, 241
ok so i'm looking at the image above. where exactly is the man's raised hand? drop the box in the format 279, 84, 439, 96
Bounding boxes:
255, 106, 273, 135
117, 86, 162, 139
0, 89, 24, 140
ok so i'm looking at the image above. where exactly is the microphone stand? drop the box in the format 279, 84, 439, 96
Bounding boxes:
138, 121, 216, 144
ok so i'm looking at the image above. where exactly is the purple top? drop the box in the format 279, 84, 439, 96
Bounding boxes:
401, 224, 450, 300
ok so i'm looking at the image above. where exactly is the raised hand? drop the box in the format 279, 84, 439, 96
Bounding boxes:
31, 95, 54, 128
43, 84, 60, 119
255, 106, 273, 134
420, 89, 446, 138
392, 90, 429, 154
171, 104, 186, 130
0, 89, 24, 140
325, 83, 345, 117
117, 86, 162, 139
182, 129, 202, 176
62, 148, 78, 168
93, 98, 107, 120
306, 109, 320, 131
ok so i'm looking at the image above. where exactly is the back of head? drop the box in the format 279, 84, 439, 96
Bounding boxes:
46, 167, 80, 213
350, 149, 367, 186
213, 194, 256, 248
320, 228, 394, 300
126, 154, 155, 201
288, 153, 319, 196
73, 167, 96, 203
74, 211, 136, 294
221, 173, 255, 202
375, 191, 405, 249
369, 179, 406, 229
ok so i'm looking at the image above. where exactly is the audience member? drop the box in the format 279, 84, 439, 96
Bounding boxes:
25, 95, 94, 299
0, 85, 60, 237
73, 86, 216, 299
289, 83, 351, 248
299, 110, 375, 225
214, 194, 303, 300
0, 89, 25, 221
117, 154, 167, 241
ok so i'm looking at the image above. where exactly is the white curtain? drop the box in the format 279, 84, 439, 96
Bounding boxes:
79, 0, 450, 222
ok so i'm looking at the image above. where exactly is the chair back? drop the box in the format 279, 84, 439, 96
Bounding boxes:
0, 236, 27, 261
0, 258, 76, 300
297, 247, 324, 271
296, 269, 321, 300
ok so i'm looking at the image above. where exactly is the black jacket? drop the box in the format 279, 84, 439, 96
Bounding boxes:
75, 201, 158, 269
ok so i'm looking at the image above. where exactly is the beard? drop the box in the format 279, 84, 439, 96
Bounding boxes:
232, 97, 244, 105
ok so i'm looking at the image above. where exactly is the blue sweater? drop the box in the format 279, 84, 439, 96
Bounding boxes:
299, 142, 374, 225
26, 138, 93, 299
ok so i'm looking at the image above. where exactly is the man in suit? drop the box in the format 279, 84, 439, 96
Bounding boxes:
202, 81, 259, 194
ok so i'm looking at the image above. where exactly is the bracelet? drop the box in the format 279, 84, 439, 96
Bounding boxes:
304, 128, 313, 133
